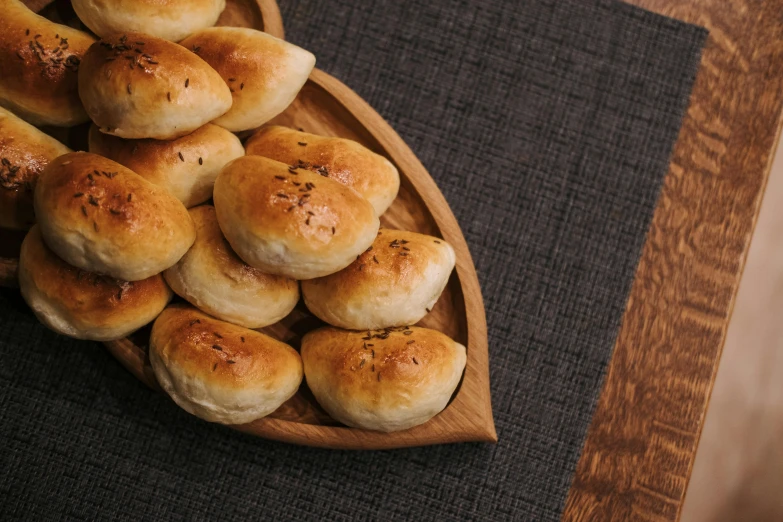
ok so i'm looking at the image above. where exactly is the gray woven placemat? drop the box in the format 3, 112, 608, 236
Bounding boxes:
0, 0, 706, 520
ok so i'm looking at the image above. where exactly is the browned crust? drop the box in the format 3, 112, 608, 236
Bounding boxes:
186, 205, 298, 289
20, 225, 171, 328
78, 31, 231, 138
302, 228, 450, 300
302, 326, 461, 404
35, 152, 193, 245
151, 304, 301, 390
246, 126, 398, 211
0, 108, 71, 229
215, 155, 377, 255
0, 0, 94, 124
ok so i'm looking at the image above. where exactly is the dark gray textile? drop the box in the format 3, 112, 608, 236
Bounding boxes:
0, 0, 706, 520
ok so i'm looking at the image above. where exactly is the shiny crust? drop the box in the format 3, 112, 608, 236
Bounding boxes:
18, 226, 172, 341
72, 0, 226, 42
302, 229, 455, 329
180, 28, 315, 132
78, 32, 232, 140
88, 123, 244, 207
34, 152, 195, 281
301, 326, 466, 432
0, 107, 71, 230
149, 305, 303, 424
213, 155, 379, 279
0, 0, 95, 126
246, 126, 400, 215
163, 205, 299, 328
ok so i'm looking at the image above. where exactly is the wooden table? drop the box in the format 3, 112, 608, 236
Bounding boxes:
563, 1, 783, 520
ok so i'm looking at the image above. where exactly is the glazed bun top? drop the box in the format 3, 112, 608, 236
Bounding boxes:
1, 0, 95, 126
0, 106, 72, 230
78, 32, 232, 140
88, 122, 244, 208
213, 155, 379, 279
18, 225, 172, 341
246, 126, 399, 216
301, 326, 467, 432
180, 27, 315, 132
72, 0, 226, 42
149, 304, 303, 424
34, 152, 195, 281
301, 229, 456, 330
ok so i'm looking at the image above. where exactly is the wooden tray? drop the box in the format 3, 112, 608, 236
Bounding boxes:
3, 0, 496, 449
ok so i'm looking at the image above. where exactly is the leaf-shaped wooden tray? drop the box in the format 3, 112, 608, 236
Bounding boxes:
2, 0, 495, 449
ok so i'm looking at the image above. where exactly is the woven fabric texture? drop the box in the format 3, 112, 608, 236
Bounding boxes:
0, 0, 706, 520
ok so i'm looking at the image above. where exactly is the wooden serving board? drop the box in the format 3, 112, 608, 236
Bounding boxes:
2, 0, 495, 449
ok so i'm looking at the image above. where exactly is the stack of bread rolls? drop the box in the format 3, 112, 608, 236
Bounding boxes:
3, 0, 465, 434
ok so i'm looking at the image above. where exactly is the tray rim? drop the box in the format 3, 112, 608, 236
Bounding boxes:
253, 0, 285, 40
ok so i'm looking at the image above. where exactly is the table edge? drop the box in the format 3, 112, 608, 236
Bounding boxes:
564, 1, 783, 520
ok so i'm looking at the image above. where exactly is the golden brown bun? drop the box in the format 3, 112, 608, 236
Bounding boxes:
34, 152, 195, 281
19, 225, 172, 341
88, 123, 244, 207
78, 32, 232, 140
0, 107, 71, 230
0, 0, 95, 126
163, 205, 299, 328
301, 326, 466, 432
149, 304, 303, 424
302, 229, 455, 329
179, 28, 314, 132
213, 156, 379, 279
72, 0, 226, 42
246, 126, 399, 215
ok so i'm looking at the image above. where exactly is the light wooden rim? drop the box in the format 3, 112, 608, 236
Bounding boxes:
256, 0, 284, 40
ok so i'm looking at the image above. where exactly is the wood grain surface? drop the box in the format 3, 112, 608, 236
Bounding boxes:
563, 1, 783, 520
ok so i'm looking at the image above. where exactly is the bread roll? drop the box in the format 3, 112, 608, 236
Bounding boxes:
149, 305, 303, 424
179, 28, 314, 132
78, 32, 232, 140
214, 156, 379, 279
19, 225, 171, 341
0, 107, 71, 230
72, 0, 226, 42
302, 229, 455, 329
88, 123, 243, 207
34, 152, 195, 281
0, 0, 95, 126
163, 205, 299, 328
302, 326, 466, 432
246, 126, 399, 215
